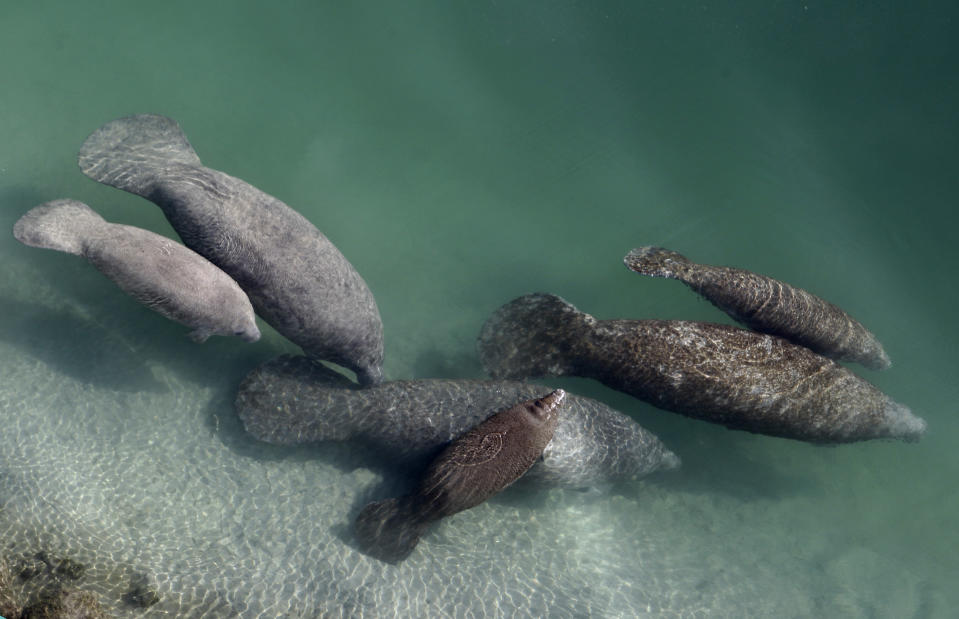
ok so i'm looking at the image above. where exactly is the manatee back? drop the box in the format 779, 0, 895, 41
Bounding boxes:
80, 223, 258, 340
235, 355, 362, 444
532, 394, 681, 487
412, 391, 562, 520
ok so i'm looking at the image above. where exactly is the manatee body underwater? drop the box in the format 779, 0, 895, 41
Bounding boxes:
78, 114, 383, 384
13, 199, 259, 343
352, 389, 565, 563
234, 354, 680, 489
624, 246, 891, 370
477, 293, 925, 444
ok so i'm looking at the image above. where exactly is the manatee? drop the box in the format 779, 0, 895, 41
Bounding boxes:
234, 354, 680, 488
78, 114, 383, 384
13, 199, 259, 343
477, 293, 925, 444
353, 389, 565, 563
624, 246, 891, 370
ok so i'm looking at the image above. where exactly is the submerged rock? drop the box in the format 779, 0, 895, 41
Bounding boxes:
19, 587, 105, 619
0, 557, 22, 619
122, 573, 159, 608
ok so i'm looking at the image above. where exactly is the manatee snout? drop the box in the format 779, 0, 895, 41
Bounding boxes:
236, 324, 262, 343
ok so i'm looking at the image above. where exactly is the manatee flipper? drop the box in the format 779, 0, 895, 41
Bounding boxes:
188, 328, 212, 343
353, 497, 430, 564
13, 199, 106, 256
78, 114, 202, 195
478, 293, 593, 379
624, 246, 892, 371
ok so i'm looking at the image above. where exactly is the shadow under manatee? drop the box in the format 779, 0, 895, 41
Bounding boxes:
0, 296, 166, 393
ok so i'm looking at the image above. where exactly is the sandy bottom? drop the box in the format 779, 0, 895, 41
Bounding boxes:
0, 268, 944, 618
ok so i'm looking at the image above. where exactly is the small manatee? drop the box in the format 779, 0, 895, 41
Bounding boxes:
353, 390, 565, 563
14, 199, 259, 343
625, 246, 890, 370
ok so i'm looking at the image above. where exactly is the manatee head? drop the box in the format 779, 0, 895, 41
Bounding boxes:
232, 320, 261, 343
216, 288, 260, 342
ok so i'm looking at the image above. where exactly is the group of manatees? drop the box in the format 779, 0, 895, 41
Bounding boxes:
478, 248, 925, 443
13, 114, 924, 564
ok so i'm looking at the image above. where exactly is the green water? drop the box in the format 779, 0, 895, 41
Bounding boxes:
1, 1, 956, 616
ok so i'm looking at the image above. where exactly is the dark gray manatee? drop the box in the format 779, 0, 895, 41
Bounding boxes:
625, 246, 891, 370
353, 389, 565, 563
234, 355, 680, 488
78, 114, 383, 384
478, 293, 925, 444
13, 199, 259, 343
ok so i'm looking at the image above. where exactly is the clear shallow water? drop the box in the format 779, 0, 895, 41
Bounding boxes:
1, 1, 956, 616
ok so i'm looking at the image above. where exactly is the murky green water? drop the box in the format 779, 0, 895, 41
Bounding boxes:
1, 2, 955, 616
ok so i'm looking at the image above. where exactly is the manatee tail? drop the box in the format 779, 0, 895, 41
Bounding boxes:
477, 293, 594, 380
623, 246, 692, 279
864, 344, 893, 372
13, 199, 106, 256
882, 398, 926, 443
234, 355, 362, 445
353, 496, 431, 563
78, 114, 202, 195
658, 450, 683, 472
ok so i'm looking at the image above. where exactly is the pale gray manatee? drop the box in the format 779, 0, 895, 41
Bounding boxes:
13, 199, 259, 343
234, 355, 680, 489
354, 390, 565, 563
477, 293, 925, 444
78, 114, 383, 384
625, 246, 891, 370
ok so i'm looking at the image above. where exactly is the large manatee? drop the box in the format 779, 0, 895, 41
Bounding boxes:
478, 293, 924, 444
234, 355, 680, 489
79, 114, 383, 384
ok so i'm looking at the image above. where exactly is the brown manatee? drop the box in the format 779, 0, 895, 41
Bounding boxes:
352, 390, 564, 563
477, 293, 925, 444
13, 199, 259, 343
78, 114, 383, 384
624, 246, 891, 370
234, 355, 680, 489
